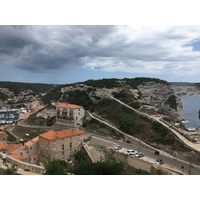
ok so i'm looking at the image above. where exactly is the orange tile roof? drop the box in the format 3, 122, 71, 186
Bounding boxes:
0, 142, 20, 151
25, 136, 39, 147
39, 129, 85, 141
57, 103, 83, 109
0, 131, 6, 135
31, 152, 38, 159
2, 144, 21, 151
10, 154, 26, 160
0, 141, 7, 149
9, 149, 18, 155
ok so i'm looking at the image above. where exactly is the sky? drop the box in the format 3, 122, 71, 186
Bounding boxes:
1, 25, 200, 84
1, 1, 200, 86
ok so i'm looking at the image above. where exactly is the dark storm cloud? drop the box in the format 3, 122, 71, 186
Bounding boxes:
0, 25, 117, 72
0, 25, 200, 76
0, 26, 40, 55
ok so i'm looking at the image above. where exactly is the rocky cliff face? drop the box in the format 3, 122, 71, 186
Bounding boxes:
60, 79, 183, 122
171, 82, 200, 95
136, 82, 183, 122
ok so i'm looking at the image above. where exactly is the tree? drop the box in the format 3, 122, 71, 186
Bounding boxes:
72, 161, 124, 175
44, 159, 67, 175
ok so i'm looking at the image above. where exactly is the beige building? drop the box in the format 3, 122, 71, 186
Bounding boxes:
39, 129, 86, 163
56, 103, 85, 127
9, 136, 39, 164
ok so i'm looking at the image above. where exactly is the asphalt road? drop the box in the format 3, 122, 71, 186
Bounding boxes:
17, 120, 200, 174
92, 133, 200, 175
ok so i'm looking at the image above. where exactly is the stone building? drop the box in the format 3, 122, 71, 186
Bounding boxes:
9, 136, 39, 164
56, 103, 85, 128
39, 129, 86, 163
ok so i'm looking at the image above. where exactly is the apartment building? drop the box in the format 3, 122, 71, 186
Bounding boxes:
56, 103, 85, 127
39, 129, 86, 163
9, 136, 39, 164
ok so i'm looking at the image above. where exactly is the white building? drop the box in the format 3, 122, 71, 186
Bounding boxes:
56, 103, 85, 128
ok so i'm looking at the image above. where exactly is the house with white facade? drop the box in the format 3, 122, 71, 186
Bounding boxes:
56, 103, 85, 128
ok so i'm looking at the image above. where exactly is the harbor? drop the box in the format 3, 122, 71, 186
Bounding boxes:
0, 109, 19, 126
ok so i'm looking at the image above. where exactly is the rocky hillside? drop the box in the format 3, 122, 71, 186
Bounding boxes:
29, 78, 200, 163
171, 82, 200, 96
43, 77, 183, 122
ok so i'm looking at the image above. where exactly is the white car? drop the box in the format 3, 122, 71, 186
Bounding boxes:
155, 158, 163, 164
135, 152, 144, 158
114, 145, 122, 150
127, 150, 137, 155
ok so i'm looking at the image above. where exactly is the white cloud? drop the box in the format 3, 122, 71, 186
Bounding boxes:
0, 25, 200, 78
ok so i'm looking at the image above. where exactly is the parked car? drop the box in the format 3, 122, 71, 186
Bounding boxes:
114, 145, 122, 150
155, 158, 163, 164
127, 149, 137, 155
135, 152, 144, 158
155, 150, 160, 155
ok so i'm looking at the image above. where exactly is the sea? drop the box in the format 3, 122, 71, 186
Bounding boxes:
179, 95, 200, 131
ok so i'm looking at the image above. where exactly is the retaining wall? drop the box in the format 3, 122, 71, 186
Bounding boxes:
0, 152, 44, 174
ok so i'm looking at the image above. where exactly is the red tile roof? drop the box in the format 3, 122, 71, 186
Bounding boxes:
9, 154, 26, 160
0, 142, 20, 151
39, 129, 85, 141
0, 131, 6, 135
31, 152, 38, 159
25, 136, 39, 147
57, 103, 83, 109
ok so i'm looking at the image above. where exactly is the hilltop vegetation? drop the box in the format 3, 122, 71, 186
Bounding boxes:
42, 77, 170, 105
0, 81, 57, 95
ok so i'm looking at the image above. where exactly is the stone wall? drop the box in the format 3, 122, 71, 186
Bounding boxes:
90, 136, 181, 174
0, 152, 44, 174
90, 136, 118, 147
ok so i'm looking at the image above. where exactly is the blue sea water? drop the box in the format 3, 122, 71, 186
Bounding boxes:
179, 95, 200, 130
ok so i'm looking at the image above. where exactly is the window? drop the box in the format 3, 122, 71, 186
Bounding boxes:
62, 139, 64, 143
52, 147, 56, 151
20, 152, 23, 156
78, 140, 81, 145
30, 147, 32, 150
70, 137, 72, 141
62, 151, 65, 155
52, 141, 56, 145
62, 144, 64, 150
70, 143, 72, 148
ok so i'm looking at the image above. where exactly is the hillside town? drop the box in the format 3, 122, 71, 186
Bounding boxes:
0, 94, 89, 173
1, 79, 200, 175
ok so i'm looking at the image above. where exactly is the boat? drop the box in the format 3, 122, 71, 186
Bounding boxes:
181, 119, 189, 123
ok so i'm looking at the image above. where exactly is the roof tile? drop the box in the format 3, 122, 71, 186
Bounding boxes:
39, 129, 85, 141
